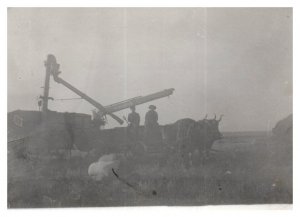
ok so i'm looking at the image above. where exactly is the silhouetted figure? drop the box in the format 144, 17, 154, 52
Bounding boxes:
127, 106, 140, 143
38, 100, 42, 111
144, 105, 162, 148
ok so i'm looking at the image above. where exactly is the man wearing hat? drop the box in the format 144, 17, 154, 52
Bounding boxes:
127, 105, 140, 142
144, 105, 161, 147
145, 105, 158, 126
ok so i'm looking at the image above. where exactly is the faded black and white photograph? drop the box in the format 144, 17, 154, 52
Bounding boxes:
7, 8, 292, 208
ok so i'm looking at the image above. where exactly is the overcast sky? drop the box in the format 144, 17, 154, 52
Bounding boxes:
7, 8, 292, 131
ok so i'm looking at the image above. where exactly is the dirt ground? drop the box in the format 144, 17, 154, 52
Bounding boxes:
7, 131, 292, 208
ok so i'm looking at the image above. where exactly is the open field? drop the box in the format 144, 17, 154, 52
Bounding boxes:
7, 131, 292, 208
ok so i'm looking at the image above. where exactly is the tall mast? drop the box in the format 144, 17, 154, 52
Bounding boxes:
41, 54, 53, 112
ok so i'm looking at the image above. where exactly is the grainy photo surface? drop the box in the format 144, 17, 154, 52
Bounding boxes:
7, 8, 292, 208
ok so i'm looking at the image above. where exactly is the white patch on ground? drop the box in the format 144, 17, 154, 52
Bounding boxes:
88, 154, 120, 181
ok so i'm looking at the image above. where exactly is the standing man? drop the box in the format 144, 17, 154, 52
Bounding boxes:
127, 105, 140, 142
145, 105, 158, 127
144, 105, 161, 147
38, 99, 42, 111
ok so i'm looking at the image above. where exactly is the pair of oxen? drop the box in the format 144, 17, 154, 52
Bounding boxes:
161, 115, 223, 168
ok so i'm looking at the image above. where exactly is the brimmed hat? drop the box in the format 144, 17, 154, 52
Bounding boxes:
149, 105, 156, 110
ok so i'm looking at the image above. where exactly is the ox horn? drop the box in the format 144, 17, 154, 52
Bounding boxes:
218, 114, 224, 122
214, 114, 216, 120
203, 114, 208, 120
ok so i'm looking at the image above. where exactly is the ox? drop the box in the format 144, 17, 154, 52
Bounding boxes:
204, 114, 223, 151
161, 114, 223, 168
